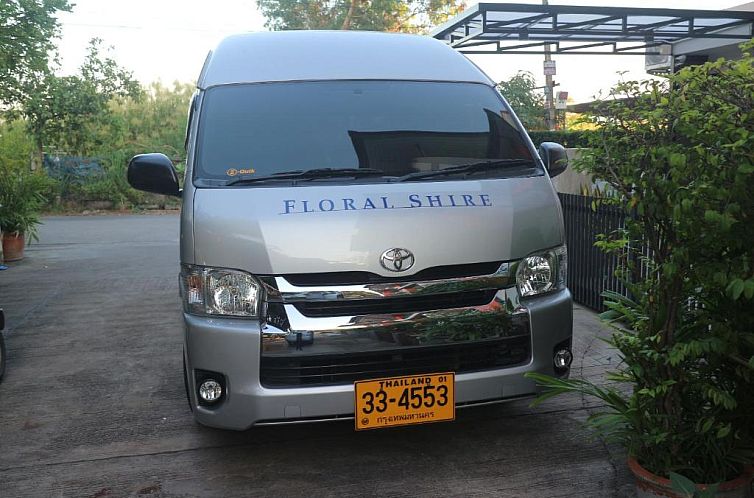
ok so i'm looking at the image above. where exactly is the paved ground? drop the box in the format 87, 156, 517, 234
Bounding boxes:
0, 214, 634, 497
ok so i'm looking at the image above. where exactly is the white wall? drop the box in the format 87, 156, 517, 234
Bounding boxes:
551, 149, 595, 195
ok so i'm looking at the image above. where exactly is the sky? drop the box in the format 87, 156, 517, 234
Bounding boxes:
56, 0, 748, 103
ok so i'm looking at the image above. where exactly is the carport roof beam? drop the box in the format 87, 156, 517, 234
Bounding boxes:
430, 3, 754, 55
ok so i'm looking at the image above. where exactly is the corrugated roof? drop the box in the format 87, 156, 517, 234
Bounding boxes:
430, 3, 754, 55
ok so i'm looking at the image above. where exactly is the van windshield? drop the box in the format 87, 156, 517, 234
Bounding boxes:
194, 81, 540, 186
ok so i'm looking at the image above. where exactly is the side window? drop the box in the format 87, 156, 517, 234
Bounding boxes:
184, 91, 198, 151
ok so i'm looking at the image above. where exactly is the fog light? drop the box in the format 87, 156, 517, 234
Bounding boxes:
554, 348, 573, 370
198, 379, 223, 403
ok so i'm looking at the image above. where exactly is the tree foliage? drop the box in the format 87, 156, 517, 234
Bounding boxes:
0, 119, 34, 173
1, 77, 192, 209
0, 6, 192, 211
48, 81, 193, 208
97, 81, 194, 160
529, 41, 754, 484
0, 0, 71, 108
256, 0, 466, 33
22, 38, 142, 154
497, 71, 546, 131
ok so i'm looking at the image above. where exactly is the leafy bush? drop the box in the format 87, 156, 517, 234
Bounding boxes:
0, 120, 34, 173
0, 170, 53, 241
528, 41, 754, 484
79, 170, 134, 207
527, 130, 597, 148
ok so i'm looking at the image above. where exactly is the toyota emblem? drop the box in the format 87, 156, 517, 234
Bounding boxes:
380, 248, 415, 272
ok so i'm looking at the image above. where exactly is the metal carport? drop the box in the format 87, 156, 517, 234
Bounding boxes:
429, 3, 754, 56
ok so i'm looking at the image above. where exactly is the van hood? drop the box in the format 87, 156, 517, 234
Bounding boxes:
190, 177, 563, 277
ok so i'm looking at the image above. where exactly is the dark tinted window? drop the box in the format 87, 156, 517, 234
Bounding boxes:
195, 81, 538, 184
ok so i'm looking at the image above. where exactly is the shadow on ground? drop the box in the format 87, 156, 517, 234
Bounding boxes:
0, 214, 634, 497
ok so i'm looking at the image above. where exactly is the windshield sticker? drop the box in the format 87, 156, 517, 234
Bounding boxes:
280, 194, 492, 215
226, 168, 255, 176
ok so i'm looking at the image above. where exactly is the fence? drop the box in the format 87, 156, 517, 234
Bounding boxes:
559, 193, 628, 311
43, 154, 103, 181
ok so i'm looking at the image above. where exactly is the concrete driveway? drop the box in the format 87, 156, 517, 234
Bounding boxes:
0, 214, 633, 497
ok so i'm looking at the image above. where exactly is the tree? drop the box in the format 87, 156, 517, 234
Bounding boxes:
496, 71, 546, 131
95, 81, 195, 161
22, 38, 142, 156
256, 0, 466, 33
0, 0, 71, 108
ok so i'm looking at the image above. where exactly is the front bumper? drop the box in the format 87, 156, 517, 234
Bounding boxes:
184, 288, 573, 430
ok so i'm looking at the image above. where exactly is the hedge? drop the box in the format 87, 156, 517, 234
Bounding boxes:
527, 130, 596, 148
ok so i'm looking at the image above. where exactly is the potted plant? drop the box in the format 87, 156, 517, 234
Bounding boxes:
0, 170, 49, 261
527, 42, 754, 497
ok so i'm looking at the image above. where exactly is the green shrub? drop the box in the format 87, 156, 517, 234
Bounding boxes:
0, 120, 34, 173
0, 170, 53, 241
77, 152, 142, 208
527, 130, 596, 148
528, 41, 754, 484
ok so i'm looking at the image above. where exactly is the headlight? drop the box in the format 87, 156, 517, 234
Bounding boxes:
516, 245, 567, 297
180, 265, 261, 317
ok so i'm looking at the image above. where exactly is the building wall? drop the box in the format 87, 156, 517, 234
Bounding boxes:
551, 149, 594, 195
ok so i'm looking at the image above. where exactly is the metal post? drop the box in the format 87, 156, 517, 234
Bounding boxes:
543, 0, 556, 130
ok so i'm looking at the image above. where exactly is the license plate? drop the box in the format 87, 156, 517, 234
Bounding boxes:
354, 372, 455, 430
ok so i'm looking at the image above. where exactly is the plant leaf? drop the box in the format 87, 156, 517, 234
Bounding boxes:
669, 472, 696, 497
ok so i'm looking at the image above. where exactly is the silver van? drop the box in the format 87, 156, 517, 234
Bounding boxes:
127, 31, 573, 431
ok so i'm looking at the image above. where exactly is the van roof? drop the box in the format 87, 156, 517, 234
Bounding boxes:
197, 31, 492, 89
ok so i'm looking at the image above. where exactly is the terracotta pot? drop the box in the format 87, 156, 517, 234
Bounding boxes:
629, 457, 754, 498
1, 232, 25, 262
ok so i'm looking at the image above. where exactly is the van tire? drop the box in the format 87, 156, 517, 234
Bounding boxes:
183, 349, 193, 413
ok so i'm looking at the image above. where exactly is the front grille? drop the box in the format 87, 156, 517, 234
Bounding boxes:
292, 289, 497, 317
282, 261, 503, 286
260, 335, 531, 388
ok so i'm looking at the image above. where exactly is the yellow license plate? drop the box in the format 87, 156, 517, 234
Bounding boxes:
354, 372, 455, 430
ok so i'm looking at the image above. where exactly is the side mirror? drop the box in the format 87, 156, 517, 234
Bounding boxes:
127, 153, 181, 197
539, 142, 568, 178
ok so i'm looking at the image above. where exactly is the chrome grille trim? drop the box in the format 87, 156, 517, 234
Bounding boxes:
290, 289, 498, 317
265, 260, 519, 303
280, 296, 524, 333
259, 267, 529, 359
262, 287, 528, 342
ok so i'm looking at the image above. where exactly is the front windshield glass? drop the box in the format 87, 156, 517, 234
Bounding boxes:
194, 80, 540, 185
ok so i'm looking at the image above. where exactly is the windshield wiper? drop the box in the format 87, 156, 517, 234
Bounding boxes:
396, 159, 536, 182
225, 167, 386, 186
